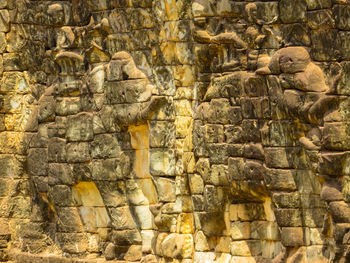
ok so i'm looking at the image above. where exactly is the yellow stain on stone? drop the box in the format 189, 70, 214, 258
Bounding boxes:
40, 192, 56, 214
137, 179, 158, 205
129, 124, 150, 179
72, 182, 110, 231
181, 234, 194, 259
128, 124, 159, 205
174, 65, 195, 87
160, 42, 177, 64
73, 182, 104, 206
164, 0, 178, 21
263, 198, 276, 222
177, 213, 194, 234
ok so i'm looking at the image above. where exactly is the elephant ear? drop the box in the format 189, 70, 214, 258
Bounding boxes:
278, 47, 311, 74
203, 76, 229, 101
267, 47, 311, 75
267, 49, 282, 74
204, 72, 246, 101
203, 84, 222, 101
294, 63, 328, 92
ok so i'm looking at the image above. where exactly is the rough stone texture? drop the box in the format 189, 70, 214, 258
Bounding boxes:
0, 0, 349, 263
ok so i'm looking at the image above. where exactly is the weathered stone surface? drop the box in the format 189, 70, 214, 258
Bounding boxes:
279, 0, 307, 23
2, 1, 350, 262
281, 227, 305, 247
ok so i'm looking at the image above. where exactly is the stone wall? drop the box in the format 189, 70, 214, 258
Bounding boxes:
1, 0, 350, 262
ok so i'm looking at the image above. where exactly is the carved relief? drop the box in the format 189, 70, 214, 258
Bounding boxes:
1, 1, 350, 263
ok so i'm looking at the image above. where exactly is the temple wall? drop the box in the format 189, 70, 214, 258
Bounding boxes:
0, 0, 350, 262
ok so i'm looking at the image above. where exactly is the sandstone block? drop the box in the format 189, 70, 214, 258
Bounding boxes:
66, 113, 93, 142
66, 142, 90, 163
110, 206, 137, 230
281, 227, 305, 246
230, 222, 250, 240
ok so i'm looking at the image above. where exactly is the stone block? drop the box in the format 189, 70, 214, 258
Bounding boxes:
175, 116, 192, 140
210, 99, 242, 125
194, 231, 209, 252
319, 152, 348, 176
204, 124, 225, 144
264, 147, 293, 168
0, 10, 9, 32
302, 208, 325, 227
78, 207, 111, 231
310, 29, 339, 61
264, 169, 297, 191
189, 174, 204, 194
204, 185, 227, 212
242, 120, 260, 142
244, 74, 268, 97
56, 81, 83, 96
195, 212, 226, 236
244, 160, 264, 180
124, 245, 142, 261
56, 207, 84, 233
132, 205, 154, 230
110, 229, 142, 246
294, 170, 321, 194
272, 192, 301, 208
90, 134, 120, 159
310, 228, 324, 245
281, 227, 306, 247
27, 148, 48, 176
329, 201, 350, 223
48, 185, 77, 207
55, 98, 81, 116
230, 241, 251, 257
56, 233, 88, 254
192, 195, 205, 211
110, 206, 138, 230
155, 177, 176, 202
66, 142, 90, 163
174, 65, 195, 87
149, 121, 175, 147
225, 125, 243, 144
210, 164, 229, 186
230, 222, 250, 240
161, 233, 193, 259
176, 213, 194, 234
307, 9, 334, 30
306, 0, 331, 9
275, 209, 302, 227
150, 149, 175, 176
0, 154, 23, 178
261, 240, 283, 259
215, 236, 230, 253
333, 5, 350, 30
141, 230, 156, 253
48, 164, 75, 186
48, 137, 66, 162
320, 182, 343, 202
250, 221, 280, 241
207, 143, 228, 164
339, 31, 350, 61
95, 181, 127, 207
280, 0, 306, 23
306, 245, 329, 262
66, 113, 93, 142
0, 132, 29, 154
228, 158, 245, 181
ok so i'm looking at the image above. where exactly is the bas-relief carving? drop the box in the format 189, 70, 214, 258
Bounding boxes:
23, 18, 168, 261
194, 45, 349, 262
2, 0, 350, 262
